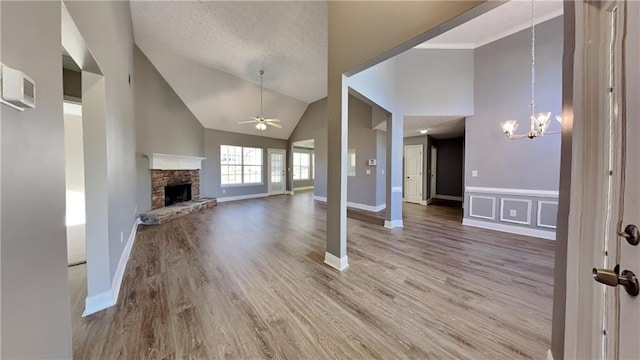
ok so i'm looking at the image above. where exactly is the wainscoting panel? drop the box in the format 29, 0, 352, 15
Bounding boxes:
500, 198, 532, 225
469, 195, 496, 220
537, 201, 558, 229
464, 187, 557, 240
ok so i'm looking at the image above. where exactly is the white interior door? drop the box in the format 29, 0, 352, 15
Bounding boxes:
404, 145, 422, 204
268, 149, 286, 195
430, 146, 437, 200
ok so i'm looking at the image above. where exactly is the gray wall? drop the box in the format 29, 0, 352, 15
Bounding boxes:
464, 17, 562, 234
396, 49, 474, 116
64, 0, 139, 300
347, 95, 380, 207
134, 46, 205, 213
403, 135, 431, 201
288, 98, 327, 197
1, 1, 72, 357
434, 137, 464, 198
466, 17, 562, 191
292, 147, 315, 189
202, 129, 287, 199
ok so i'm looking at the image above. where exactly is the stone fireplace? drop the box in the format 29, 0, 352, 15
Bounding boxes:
147, 153, 206, 209
152, 170, 199, 209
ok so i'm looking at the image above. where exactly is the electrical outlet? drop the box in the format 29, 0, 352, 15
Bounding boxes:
472, 170, 478, 177
510, 209, 517, 217
366, 169, 371, 175
222, 189, 226, 194
120, 231, 124, 243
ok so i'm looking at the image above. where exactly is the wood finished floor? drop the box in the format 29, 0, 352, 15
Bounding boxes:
69, 192, 554, 359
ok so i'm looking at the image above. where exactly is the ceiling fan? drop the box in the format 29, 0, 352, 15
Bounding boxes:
238, 69, 282, 131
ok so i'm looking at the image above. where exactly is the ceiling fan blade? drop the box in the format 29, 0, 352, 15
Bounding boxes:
267, 122, 282, 128
264, 119, 280, 122
238, 120, 258, 124
248, 116, 261, 121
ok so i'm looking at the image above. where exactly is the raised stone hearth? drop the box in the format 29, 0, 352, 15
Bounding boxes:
139, 198, 217, 225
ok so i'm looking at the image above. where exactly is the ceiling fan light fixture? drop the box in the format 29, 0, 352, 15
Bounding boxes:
419, 129, 429, 135
255, 122, 267, 131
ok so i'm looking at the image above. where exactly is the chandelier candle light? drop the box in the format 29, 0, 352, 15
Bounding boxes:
501, 0, 561, 140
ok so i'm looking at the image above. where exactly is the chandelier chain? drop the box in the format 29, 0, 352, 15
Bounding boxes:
530, 0, 536, 117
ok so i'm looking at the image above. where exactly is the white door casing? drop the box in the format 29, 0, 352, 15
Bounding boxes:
564, 1, 640, 359
267, 149, 286, 195
404, 145, 423, 204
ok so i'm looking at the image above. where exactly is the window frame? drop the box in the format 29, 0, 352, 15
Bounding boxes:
220, 145, 264, 187
293, 151, 312, 181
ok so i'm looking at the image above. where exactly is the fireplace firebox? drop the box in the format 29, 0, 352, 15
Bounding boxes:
164, 183, 192, 207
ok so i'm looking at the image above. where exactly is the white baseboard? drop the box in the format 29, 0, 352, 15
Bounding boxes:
83, 219, 139, 317
462, 218, 556, 240
313, 196, 385, 213
313, 195, 327, 202
384, 219, 404, 229
421, 200, 428, 206
293, 186, 314, 191
346, 201, 385, 213
324, 251, 349, 271
217, 193, 269, 203
434, 194, 463, 201
285, 191, 294, 195
546, 349, 554, 360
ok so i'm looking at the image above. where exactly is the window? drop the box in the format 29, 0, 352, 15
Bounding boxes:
221, 145, 263, 185
293, 152, 311, 180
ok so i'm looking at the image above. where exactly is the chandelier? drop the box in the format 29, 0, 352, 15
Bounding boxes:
501, 0, 561, 140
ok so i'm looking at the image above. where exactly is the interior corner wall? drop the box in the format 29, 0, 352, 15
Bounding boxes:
63, 0, 138, 298
1, 1, 72, 358
464, 16, 562, 235
288, 98, 327, 197
134, 45, 205, 213
375, 128, 387, 207
347, 95, 379, 207
202, 129, 287, 199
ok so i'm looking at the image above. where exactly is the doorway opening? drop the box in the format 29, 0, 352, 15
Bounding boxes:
291, 139, 315, 193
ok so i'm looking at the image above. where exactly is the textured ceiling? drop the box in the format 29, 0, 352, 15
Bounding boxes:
416, 0, 563, 49
130, 1, 327, 104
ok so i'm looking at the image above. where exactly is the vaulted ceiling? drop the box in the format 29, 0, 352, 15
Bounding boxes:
130, 1, 327, 139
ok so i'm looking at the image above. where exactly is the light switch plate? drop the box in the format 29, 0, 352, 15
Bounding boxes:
472, 170, 478, 177
366, 169, 371, 175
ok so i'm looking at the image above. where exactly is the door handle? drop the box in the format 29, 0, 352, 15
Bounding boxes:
619, 224, 639, 245
593, 267, 639, 296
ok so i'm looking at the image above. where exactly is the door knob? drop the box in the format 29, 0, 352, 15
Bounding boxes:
593, 267, 639, 296
619, 224, 640, 245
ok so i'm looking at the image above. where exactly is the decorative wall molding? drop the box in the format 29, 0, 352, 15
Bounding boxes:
469, 195, 496, 220
216, 193, 269, 203
324, 252, 348, 271
465, 186, 559, 198
148, 153, 206, 170
83, 219, 139, 316
499, 198, 532, 225
537, 200, 559, 229
463, 218, 555, 241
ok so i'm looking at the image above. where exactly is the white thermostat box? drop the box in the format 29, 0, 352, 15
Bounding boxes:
1, 64, 36, 109
367, 159, 377, 166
